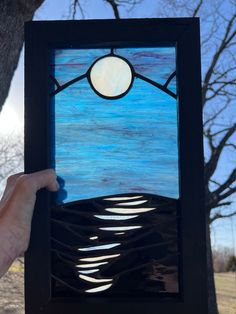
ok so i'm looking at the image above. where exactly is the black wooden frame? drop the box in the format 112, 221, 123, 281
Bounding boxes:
25, 18, 207, 314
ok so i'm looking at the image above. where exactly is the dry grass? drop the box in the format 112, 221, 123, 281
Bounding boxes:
215, 272, 236, 314
0, 262, 235, 313
0, 260, 24, 314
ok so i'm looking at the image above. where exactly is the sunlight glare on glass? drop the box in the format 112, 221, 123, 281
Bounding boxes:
89, 56, 132, 98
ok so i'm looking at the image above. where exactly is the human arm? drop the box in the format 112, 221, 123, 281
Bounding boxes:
0, 169, 58, 278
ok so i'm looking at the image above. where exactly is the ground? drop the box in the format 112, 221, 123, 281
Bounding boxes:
0, 262, 235, 313
214, 272, 236, 314
0, 260, 24, 314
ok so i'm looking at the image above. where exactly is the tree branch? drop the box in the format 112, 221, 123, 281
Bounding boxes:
210, 209, 236, 223
71, 0, 85, 19
203, 102, 229, 127
225, 143, 236, 149
211, 126, 236, 137
104, 0, 120, 19
202, 13, 236, 107
192, 0, 203, 17
210, 66, 236, 85
104, 0, 143, 19
212, 202, 232, 209
212, 168, 236, 197
205, 123, 236, 182
209, 179, 221, 187
206, 78, 236, 101
218, 186, 236, 203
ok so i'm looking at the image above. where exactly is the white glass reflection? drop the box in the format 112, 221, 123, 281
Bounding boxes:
99, 226, 142, 231
116, 200, 147, 206
79, 254, 120, 262
89, 56, 132, 98
94, 214, 138, 220
78, 243, 120, 251
105, 207, 156, 214
85, 283, 113, 293
76, 262, 108, 268
79, 274, 112, 283
79, 269, 99, 274
104, 196, 142, 201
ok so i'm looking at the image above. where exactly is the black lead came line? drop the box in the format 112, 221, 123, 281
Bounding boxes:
164, 71, 176, 88
135, 72, 177, 99
50, 71, 177, 99
51, 236, 176, 255
50, 73, 88, 96
111, 253, 179, 281
51, 250, 179, 293
50, 75, 60, 88
51, 274, 86, 294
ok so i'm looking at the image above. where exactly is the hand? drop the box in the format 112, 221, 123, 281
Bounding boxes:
0, 169, 59, 278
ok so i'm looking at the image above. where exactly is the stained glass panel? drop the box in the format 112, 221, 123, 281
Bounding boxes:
50, 47, 180, 297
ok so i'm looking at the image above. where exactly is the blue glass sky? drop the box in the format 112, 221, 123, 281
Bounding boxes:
51, 47, 179, 203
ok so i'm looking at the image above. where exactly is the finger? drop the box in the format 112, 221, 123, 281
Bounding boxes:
19, 169, 59, 193
2, 169, 59, 221
0, 173, 24, 208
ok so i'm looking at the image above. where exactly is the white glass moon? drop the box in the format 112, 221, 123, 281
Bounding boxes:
89, 56, 133, 98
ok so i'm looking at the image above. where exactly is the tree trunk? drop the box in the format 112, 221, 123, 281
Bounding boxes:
206, 214, 219, 314
0, 0, 45, 112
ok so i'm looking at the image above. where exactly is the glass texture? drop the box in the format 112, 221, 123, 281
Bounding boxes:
89, 56, 132, 97
51, 48, 178, 203
50, 47, 180, 298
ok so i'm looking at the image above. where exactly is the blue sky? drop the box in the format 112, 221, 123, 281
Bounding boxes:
2, 0, 235, 252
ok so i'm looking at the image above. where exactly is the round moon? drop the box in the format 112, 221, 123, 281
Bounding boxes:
89, 55, 133, 98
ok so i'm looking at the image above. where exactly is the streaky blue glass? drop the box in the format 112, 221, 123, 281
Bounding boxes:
50, 47, 179, 203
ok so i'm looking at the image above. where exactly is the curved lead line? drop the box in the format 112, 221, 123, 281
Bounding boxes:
85, 283, 113, 293
50, 73, 87, 96
51, 274, 85, 294
76, 261, 108, 268
115, 200, 148, 206
135, 72, 177, 99
52, 236, 121, 252
79, 269, 100, 274
164, 71, 176, 88
112, 253, 178, 281
79, 253, 120, 262
94, 214, 138, 220
52, 272, 112, 294
103, 195, 143, 201
99, 226, 142, 231
78, 243, 120, 252
53, 234, 171, 263
79, 274, 112, 284
115, 232, 125, 235
105, 207, 156, 214
89, 236, 98, 240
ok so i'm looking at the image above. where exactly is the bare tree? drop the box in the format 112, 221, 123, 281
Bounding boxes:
71, 0, 143, 19
0, 132, 24, 195
0, 0, 45, 112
